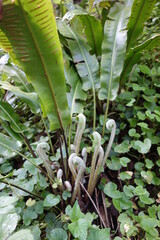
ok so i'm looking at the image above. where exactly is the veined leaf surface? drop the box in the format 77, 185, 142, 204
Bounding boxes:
0, 0, 70, 130
99, 1, 133, 101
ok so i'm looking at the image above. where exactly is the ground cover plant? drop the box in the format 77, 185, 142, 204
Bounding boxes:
0, 0, 160, 239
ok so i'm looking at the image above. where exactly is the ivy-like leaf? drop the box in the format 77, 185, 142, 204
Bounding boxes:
0, 213, 19, 240
131, 138, 151, 154
8, 229, 34, 240
44, 194, 61, 207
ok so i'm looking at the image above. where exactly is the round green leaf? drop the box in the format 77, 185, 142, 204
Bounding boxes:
134, 186, 148, 196
119, 171, 133, 180
68, 219, 89, 240
129, 128, 140, 138
104, 182, 121, 199
44, 194, 61, 207
123, 185, 135, 198
140, 195, 155, 205
141, 170, 153, 184
131, 139, 151, 154
114, 140, 130, 153
7, 229, 34, 240
119, 157, 131, 167
88, 228, 110, 240
49, 228, 68, 240
145, 159, 154, 169
0, 213, 19, 240
106, 156, 121, 170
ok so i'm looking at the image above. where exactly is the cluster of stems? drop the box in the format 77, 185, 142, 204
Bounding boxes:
68, 113, 116, 203
36, 142, 72, 193
36, 114, 116, 204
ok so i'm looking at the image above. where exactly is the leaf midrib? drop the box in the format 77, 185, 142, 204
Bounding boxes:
0, 81, 40, 107
106, 11, 122, 101
17, 0, 63, 129
66, 23, 96, 130
0, 103, 22, 133
86, 15, 98, 56
127, 0, 145, 51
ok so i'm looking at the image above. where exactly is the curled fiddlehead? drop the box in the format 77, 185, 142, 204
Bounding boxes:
103, 119, 116, 166
36, 142, 54, 180
68, 154, 86, 204
64, 181, 72, 192
71, 156, 85, 204
56, 168, 64, 190
73, 113, 86, 155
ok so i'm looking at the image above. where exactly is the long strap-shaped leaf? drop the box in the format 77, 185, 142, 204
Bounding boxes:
99, 1, 133, 102
0, 0, 70, 131
65, 65, 86, 116
63, 10, 103, 57
0, 81, 40, 114
77, 14, 103, 57
127, 0, 157, 51
0, 100, 27, 133
57, 19, 99, 131
0, 133, 22, 158
120, 34, 160, 85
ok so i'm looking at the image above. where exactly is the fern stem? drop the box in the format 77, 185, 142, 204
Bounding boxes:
80, 182, 106, 228
22, 134, 36, 158
58, 131, 67, 180
36, 143, 54, 180
87, 132, 101, 195
74, 113, 86, 155
93, 89, 96, 132
68, 124, 72, 155
60, 128, 69, 178
71, 156, 85, 205
103, 119, 116, 165
89, 146, 104, 196
102, 98, 110, 137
